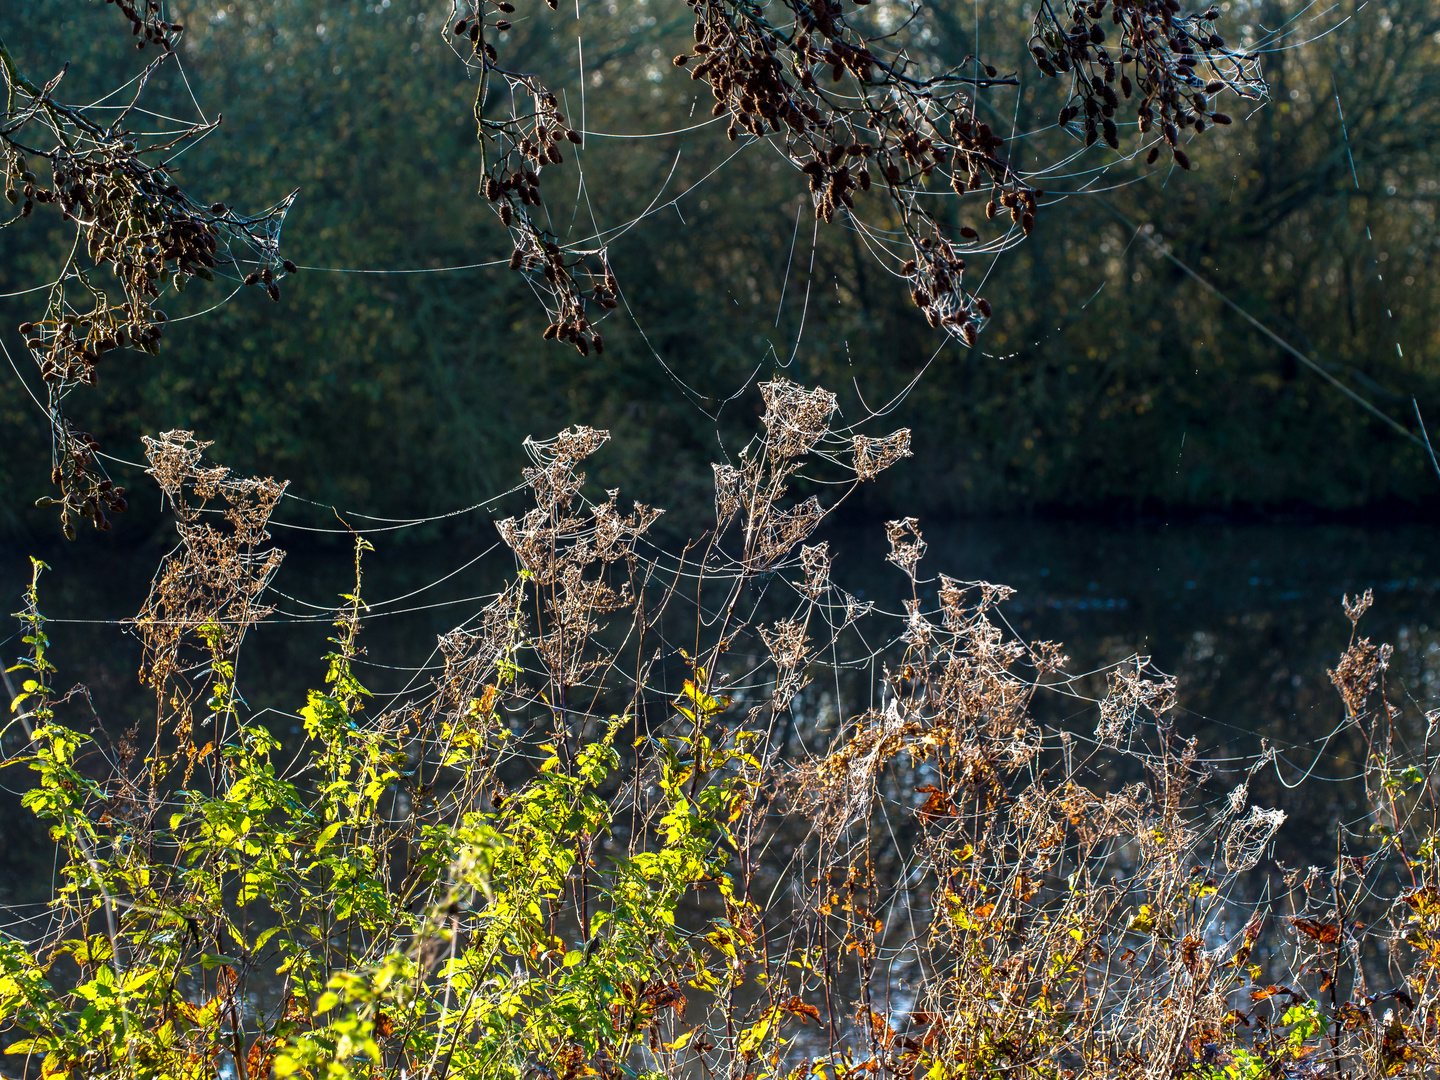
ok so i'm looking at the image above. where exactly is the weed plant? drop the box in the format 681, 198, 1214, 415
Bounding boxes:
2, 382, 1438, 1080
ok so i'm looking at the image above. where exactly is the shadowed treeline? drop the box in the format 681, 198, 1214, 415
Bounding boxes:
1, 0, 1437, 541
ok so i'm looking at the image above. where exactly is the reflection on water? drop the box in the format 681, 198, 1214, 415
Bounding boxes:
1, 519, 1436, 895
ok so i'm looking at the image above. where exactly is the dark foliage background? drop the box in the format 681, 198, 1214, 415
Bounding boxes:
1, 0, 1437, 542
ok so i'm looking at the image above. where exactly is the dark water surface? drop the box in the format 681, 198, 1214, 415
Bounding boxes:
2, 518, 1436, 896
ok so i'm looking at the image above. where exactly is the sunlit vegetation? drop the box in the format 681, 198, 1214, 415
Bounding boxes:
2, 2, 1439, 1078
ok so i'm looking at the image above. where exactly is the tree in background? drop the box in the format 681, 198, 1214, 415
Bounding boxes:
1, 0, 1435, 536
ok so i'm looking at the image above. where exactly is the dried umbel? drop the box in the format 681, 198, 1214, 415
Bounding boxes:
2, 32, 296, 534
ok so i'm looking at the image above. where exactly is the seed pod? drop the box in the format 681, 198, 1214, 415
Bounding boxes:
244, 272, 261, 286
282, 258, 298, 274
500, 203, 513, 226
1173, 148, 1191, 170
496, 20, 511, 30
975, 297, 992, 318
1210, 113, 1232, 125
857, 168, 870, 191
1206, 80, 1224, 94
911, 287, 929, 307
1021, 212, 1034, 234
959, 225, 978, 240
901, 259, 917, 275
885, 165, 901, 184
1102, 118, 1119, 148
267, 283, 281, 301
960, 322, 978, 346
566, 129, 583, 144
924, 308, 940, 327
510, 249, 524, 270
547, 146, 563, 164
543, 323, 559, 340
985, 199, 997, 220
592, 333, 604, 354
455, 19, 467, 34
486, 177, 501, 200
18, 322, 34, 334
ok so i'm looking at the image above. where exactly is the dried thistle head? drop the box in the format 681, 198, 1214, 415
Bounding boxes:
760, 379, 838, 461
1343, 588, 1374, 627
884, 517, 927, 580
1096, 657, 1177, 748
1223, 805, 1287, 873
799, 542, 832, 599
1328, 636, 1392, 720
852, 429, 912, 481
713, 462, 743, 524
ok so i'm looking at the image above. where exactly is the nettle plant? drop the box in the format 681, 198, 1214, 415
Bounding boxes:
4, 382, 1440, 1080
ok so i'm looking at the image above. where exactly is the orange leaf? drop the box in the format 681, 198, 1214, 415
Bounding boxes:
782, 996, 821, 1024
1292, 917, 1341, 944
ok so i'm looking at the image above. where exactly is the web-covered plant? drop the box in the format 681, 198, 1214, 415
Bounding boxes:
1, 16, 296, 535
3, 379, 1437, 1080
452, 0, 1265, 350
5, 0, 1271, 534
